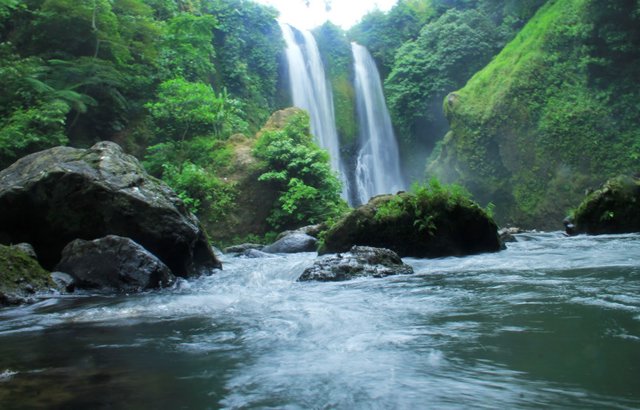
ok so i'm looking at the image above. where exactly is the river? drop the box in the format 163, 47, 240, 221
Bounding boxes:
1, 232, 639, 409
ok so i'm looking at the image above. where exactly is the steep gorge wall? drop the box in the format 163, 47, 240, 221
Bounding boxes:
428, 0, 640, 229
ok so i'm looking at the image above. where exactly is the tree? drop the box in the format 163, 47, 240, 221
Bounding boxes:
385, 9, 501, 150
145, 77, 246, 143
159, 13, 217, 82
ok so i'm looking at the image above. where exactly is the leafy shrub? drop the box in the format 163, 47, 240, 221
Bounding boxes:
253, 110, 347, 229
161, 161, 236, 220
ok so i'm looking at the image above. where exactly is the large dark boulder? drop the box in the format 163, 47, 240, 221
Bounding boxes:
298, 246, 413, 282
0, 142, 220, 276
263, 232, 317, 254
319, 192, 501, 258
567, 175, 640, 235
0, 244, 53, 306
56, 235, 174, 292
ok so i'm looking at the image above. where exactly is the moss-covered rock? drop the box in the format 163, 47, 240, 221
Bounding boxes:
0, 141, 220, 276
428, 0, 640, 229
567, 175, 640, 235
319, 185, 500, 258
0, 244, 53, 306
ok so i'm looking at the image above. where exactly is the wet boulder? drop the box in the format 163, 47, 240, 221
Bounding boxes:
0, 141, 220, 276
298, 246, 413, 282
567, 175, 640, 235
56, 235, 174, 292
263, 232, 317, 254
0, 244, 53, 306
319, 191, 501, 258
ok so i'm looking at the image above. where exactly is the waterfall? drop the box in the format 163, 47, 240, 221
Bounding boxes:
278, 22, 350, 200
352, 42, 405, 205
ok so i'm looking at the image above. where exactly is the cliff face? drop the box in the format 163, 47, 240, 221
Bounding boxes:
428, 0, 640, 229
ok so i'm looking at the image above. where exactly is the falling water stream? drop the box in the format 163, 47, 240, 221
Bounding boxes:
1, 233, 639, 408
279, 22, 351, 199
352, 42, 406, 205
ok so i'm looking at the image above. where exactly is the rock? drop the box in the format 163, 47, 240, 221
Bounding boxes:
319, 192, 501, 258
223, 243, 264, 254
10, 243, 37, 260
263, 232, 317, 254
0, 141, 220, 276
498, 227, 526, 243
0, 244, 53, 306
298, 246, 413, 282
50, 271, 76, 293
274, 224, 324, 241
567, 175, 640, 235
240, 249, 277, 258
56, 235, 175, 292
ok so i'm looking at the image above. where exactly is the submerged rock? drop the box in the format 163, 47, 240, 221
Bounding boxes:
0, 141, 220, 276
263, 232, 317, 254
239, 249, 277, 258
56, 235, 174, 292
298, 246, 413, 282
319, 192, 501, 258
498, 227, 526, 243
567, 175, 640, 235
223, 243, 264, 254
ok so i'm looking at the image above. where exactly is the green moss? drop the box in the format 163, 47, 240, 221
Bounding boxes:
313, 22, 358, 147
332, 74, 358, 146
320, 179, 499, 257
430, 0, 640, 229
0, 245, 52, 303
572, 175, 640, 235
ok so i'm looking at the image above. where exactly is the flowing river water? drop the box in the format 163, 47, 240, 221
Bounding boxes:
0, 232, 639, 409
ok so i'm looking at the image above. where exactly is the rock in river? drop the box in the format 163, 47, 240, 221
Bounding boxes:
56, 235, 174, 292
319, 192, 501, 258
298, 246, 413, 282
566, 175, 640, 235
0, 141, 220, 276
263, 232, 318, 254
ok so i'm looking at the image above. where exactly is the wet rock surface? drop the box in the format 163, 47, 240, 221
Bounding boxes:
298, 246, 413, 282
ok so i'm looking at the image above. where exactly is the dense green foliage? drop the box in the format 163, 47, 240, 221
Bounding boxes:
351, 0, 544, 180
253, 110, 347, 229
429, 0, 640, 228
0, 0, 283, 162
375, 178, 489, 235
0, 0, 296, 239
349, 0, 435, 77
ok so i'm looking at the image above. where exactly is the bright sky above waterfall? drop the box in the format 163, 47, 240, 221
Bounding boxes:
254, 0, 398, 30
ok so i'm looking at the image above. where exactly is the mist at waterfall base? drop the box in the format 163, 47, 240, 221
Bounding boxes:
1, 233, 639, 408
279, 23, 406, 205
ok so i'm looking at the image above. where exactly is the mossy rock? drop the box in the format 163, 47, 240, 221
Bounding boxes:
319, 192, 501, 258
0, 244, 53, 305
570, 175, 640, 235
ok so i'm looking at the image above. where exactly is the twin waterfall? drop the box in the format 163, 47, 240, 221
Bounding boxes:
279, 23, 405, 206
